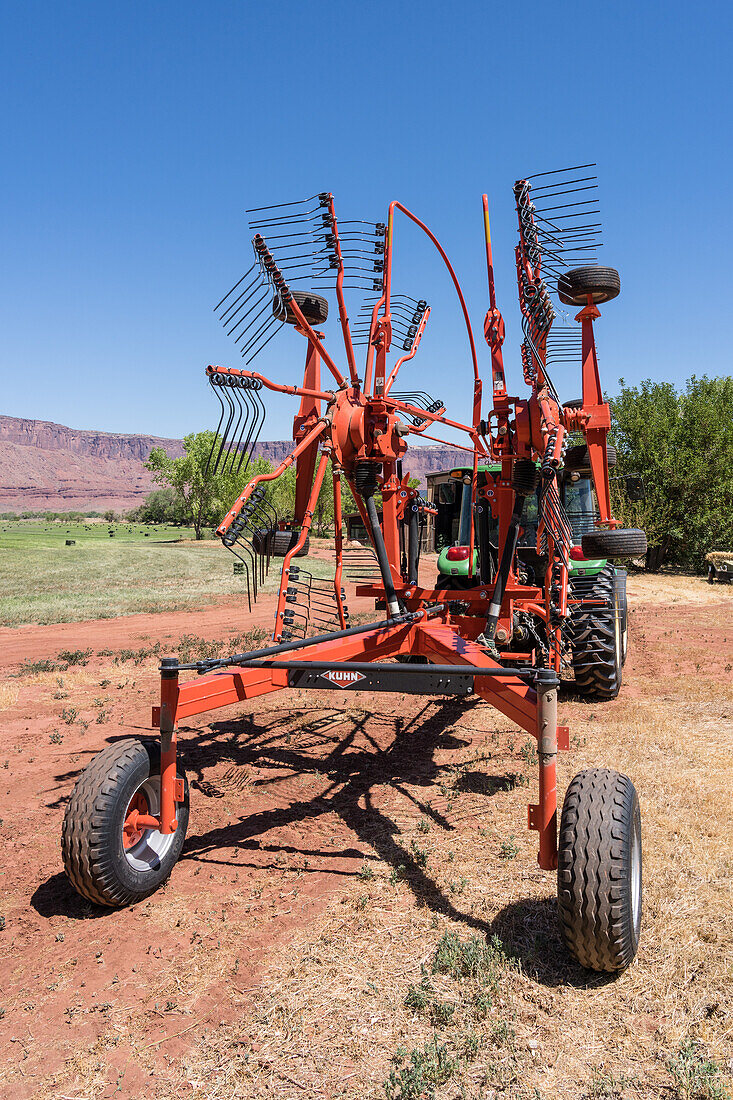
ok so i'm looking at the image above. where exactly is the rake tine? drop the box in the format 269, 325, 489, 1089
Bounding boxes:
242, 316, 283, 363
212, 381, 237, 474
205, 375, 227, 475
213, 262, 258, 313
218, 270, 263, 324
524, 163, 596, 179
225, 285, 271, 337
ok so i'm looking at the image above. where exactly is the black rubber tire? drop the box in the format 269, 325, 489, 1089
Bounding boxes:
62, 738, 189, 907
272, 529, 310, 557
557, 266, 621, 307
563, 398, 583, 410
569, 564, 621, 700
512, 458, 540, 495
251, 527, 275, 555
614, 568, 628, 666
581, 528, 647, 560
558, 768, 642, 971
564, 443, 617, 472
274, 291, 329, 327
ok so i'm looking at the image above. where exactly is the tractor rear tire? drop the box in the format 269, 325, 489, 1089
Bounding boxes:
564, 443, 617, 473
558, 768, 642, 971
569, 564, 621, 700
557, 266, 621, 307
274, 291, 329, 327
272, 529, 310, 557
62, 738, 189, 907
581, 528, 647, 560
614, 568, 628, 666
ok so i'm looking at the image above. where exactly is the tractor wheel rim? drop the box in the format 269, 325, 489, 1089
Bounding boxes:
630, 814, 642, 933
122, 777, 177, 872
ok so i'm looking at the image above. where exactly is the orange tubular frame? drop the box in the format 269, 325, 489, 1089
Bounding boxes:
150, 183, 624, 877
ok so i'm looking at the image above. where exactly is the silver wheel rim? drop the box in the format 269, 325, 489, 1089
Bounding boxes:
122, 777, 177, 872
630, 815, 641, 932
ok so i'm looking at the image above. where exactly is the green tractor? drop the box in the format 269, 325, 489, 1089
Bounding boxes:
433, 447, 630, 700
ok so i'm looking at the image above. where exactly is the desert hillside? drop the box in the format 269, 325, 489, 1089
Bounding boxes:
0, 414, 467, 513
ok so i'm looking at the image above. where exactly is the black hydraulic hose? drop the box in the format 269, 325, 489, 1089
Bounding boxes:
365, 493, 402, 616
407, 503, 420, 585
170, 604, 446, 674
483, 493, 526, 642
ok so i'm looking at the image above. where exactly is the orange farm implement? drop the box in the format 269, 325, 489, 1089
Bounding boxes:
63, 167, 647, 972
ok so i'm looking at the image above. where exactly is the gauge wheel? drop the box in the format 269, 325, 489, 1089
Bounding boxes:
62, 738, 189, 907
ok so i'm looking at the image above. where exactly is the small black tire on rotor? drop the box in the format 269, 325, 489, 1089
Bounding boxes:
581, 528, 647, 560
557, 266, 621, 307
558, 768, 642, 972
512, 458, 540, 496
274, 291, 329, 327
564, 443, 617, 473
62, 738, 189, 908
271, 529, 310, 557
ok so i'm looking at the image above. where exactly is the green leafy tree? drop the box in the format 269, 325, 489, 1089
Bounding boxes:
145, 433, 283, 539
609, 375, 733, 570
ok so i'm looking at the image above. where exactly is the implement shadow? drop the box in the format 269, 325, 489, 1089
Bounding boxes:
178, 695, 500, 933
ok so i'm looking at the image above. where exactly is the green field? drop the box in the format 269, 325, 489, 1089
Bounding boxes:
0, 520, 293, 626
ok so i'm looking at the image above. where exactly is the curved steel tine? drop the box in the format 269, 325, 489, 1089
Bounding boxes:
214, 262, 258, 313
225, 381, 250, 478
205, 375, 227, 474
243, 319, 283, 364
245, 385, 266, 471
239, 311, 279, 357
213, 382, 237, 473
218, 270, 263, 323
227, 286, 271, 338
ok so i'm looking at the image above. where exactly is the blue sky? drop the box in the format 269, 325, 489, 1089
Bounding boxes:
2, 1, 730, 444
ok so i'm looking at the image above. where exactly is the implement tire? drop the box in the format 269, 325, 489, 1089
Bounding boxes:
581, 528, 647, 560
557, 266, 621, 306
558, 768, 642, 971
564, 443, 617, 473
272, 529, 310, 557
569, 564, 621, 700
62, 738, 189, 907
274, 291, 329, 327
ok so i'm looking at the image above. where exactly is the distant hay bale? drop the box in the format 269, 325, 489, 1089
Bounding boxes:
705, 551, 733, 566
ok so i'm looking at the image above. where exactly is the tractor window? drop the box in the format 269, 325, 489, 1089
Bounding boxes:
563, 477, 599, 543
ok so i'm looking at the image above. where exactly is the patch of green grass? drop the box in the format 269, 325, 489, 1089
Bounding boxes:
666, 1040, 731, 1100
499, 835, 520, 860
56, 648, 92, 666
384, 1034, 457, 1100
0, 524, 329, 626
432, 931, 510, 987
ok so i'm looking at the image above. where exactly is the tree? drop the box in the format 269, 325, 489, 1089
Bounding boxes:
145, 433, 281, 539
134, 487, 184, 525
609, 375, 733, 571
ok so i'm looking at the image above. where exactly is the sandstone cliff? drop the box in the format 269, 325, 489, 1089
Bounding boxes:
0, 414, 467, 513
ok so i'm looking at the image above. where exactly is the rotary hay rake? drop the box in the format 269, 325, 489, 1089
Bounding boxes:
63, 168, 648, 972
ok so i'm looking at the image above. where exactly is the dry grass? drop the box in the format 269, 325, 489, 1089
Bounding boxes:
626, 571, 733, 606
153, 685, 732, 1098
19, 580, 733, 1099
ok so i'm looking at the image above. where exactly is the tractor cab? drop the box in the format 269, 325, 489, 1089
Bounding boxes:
435, 462, 606, 586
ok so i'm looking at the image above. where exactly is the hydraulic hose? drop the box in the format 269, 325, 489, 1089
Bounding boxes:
354, 461, 402, 617
483, 493, 525, 643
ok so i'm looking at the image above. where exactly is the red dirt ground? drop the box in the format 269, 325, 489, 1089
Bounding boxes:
0, 581, 730, 1097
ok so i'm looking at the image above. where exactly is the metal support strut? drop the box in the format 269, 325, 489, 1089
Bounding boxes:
533, 667, 559, 870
